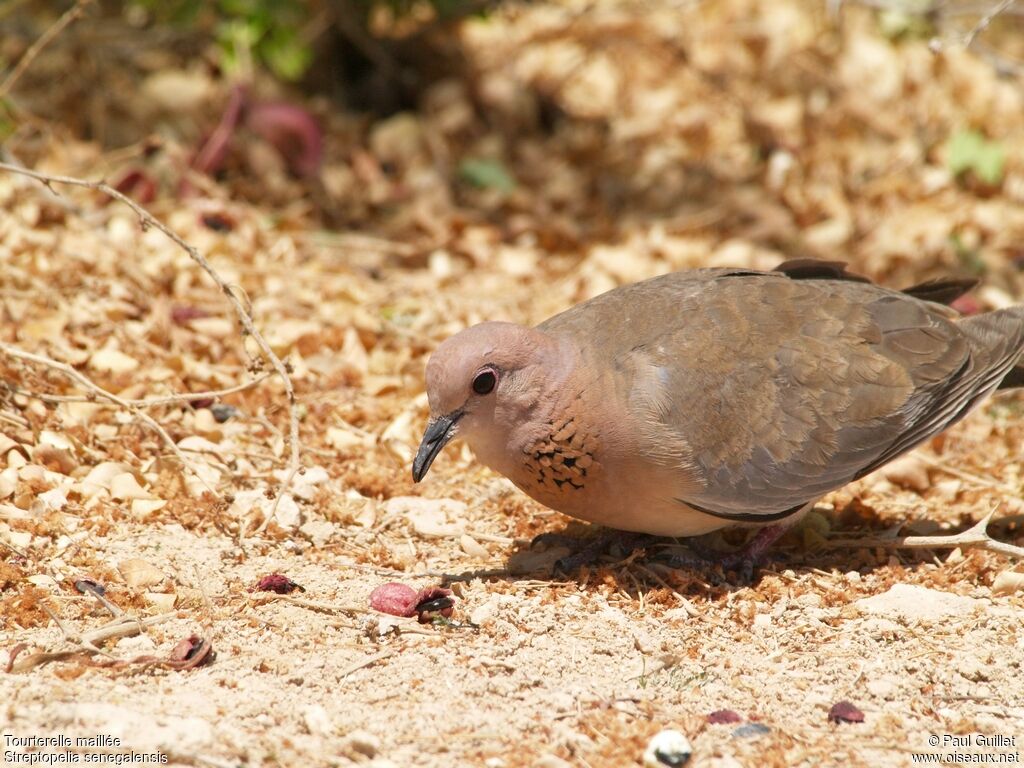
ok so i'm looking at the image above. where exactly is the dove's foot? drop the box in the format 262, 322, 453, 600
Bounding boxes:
661, 524, 789, 583
531, 529, 657, 572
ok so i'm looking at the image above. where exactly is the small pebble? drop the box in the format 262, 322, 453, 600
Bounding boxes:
211, 403, 241, 423
643, 729, 692, 767
732, 723, 771, 739
342, 730, 380, 758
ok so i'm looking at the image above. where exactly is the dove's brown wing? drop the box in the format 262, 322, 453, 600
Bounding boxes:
591, 272, 1024, 521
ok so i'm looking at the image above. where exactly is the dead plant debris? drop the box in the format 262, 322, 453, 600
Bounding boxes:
1, 0, 1024, 765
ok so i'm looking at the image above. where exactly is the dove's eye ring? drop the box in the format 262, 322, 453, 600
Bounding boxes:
472, 369, 497, 395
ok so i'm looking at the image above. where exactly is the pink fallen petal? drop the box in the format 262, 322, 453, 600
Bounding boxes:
112, 169, 157, 204
707, 709, 743, 724
169, 635, 215, 668
171, 305, 211, 325
253, 573, 305, 594
370, 582, 420, 617
370, 582, 455, 622
192, 84, 247, 176
950, 295, 981, 316
246, 101, 323, 177
828, 701, 865, 724
413, 586, 455, 623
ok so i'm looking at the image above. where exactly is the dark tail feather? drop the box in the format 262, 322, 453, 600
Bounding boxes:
900, 277, 980, 306
774, 259, 871, 283
998, 364, 1024, 390
774, 258, 979, 306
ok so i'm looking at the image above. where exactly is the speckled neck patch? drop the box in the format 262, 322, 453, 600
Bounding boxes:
523, 416, 595, 491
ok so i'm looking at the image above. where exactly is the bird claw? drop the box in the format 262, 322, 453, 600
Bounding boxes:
659, 551, 763, 585
530, 532, 584, 550
658, 524, 790, 584
531, 530, 655, 572
530, 526, 790, 581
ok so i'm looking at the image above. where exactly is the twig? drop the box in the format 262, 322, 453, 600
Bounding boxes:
843, 0, 1024, 73
9, 371, 273, 407
337, 648, 397, 679
249, 592, 371, 616
6, 612, 175, 674
0, 341, 217, 497
0, 162, 302, 519
962, 0, 1017, 48
0, 409, 30, 429
0, 0, 93, 100
827, 508, 1024, 559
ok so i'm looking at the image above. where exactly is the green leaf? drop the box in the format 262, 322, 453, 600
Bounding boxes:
260, 27, 313, 81
0, 99, 15, 143
877, 9, 934, 40
947, 129, 1005, 185
458, 158, 515, 192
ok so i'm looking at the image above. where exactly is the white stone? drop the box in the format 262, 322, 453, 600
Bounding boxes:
855, 584, 981, 623
643, 729, 692, 768
302, 704, 333, 737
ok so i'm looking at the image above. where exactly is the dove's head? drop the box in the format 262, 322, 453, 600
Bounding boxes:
412, 321, 569, 481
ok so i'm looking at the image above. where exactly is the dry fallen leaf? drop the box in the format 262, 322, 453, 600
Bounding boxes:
991, 570, 1024, 596
88, 348, 140, 374
110, 473, 156, 501
118, 558, 168, 589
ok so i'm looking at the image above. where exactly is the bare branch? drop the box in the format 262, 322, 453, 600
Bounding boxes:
8, 371, 274, 408
827, 508, 1024, 560
962, 0, 1017, 48
0, 161, 302, 522
5, 612, 176, 674
0, 341, 218, 496
0, 0, 94, 100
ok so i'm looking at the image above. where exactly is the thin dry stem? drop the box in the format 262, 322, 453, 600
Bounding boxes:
6, 612, 175, 674
0, 0, 94, 100
337, 648, 397, 679
9, 371, 273, 407
828, 508, 1024, 560
0, 162, 301, 521
0, 341, 217, 496
962, 0, 1017, 48
249, 592, 371, 616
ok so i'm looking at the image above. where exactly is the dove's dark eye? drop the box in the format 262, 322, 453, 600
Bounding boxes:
472, 369, 497, 395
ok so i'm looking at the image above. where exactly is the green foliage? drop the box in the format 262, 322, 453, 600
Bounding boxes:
458, 158, 515, 192
0, 99, 15, 143
132, 0, 489, 82
947, 129, 1006, 186
133, 0, 313, 81
876, 0, 935, 40
353, 0, 483, 22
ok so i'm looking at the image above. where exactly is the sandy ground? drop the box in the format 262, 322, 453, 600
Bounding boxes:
2, 0, 1024, 765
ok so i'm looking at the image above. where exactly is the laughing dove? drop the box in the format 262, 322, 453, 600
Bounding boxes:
413, 261, 1024, 545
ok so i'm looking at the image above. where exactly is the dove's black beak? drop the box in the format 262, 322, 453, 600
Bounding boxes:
412, 412, 460, 482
